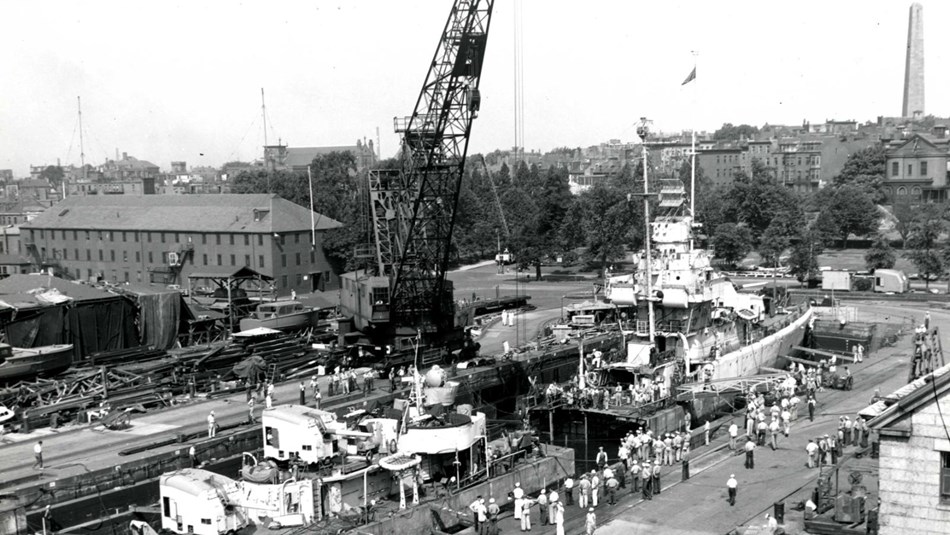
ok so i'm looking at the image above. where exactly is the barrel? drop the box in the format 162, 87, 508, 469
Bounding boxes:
774, 501, 785, 523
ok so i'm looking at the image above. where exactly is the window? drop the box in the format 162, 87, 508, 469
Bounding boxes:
85, 230, 90, 241
281, 275, 288, 288
63, 249, 68, 260
310, 250, 315, 263
110, 250, 115, 262
73, 230, 78, 241
200, 519, 211, 526
149, 251, 154, 263
281, 254, 287, 268
217, 254, 222, 265
174, 233, 179, 243
245, 254, 251, 266
230, 254, 236, 266
892, 161, 899, 177
295, 273, 302, 286
99, 250, 104, 261
135, 251, 141, 262
921, 161, 929, 176
202, 234, 207, 245
295, 252, 301, 266
146, 232, 151, 243
75, 248, 79, 260
203, 254, 208, 266
216, 234, 221, 245
244, 235, 250, 246
86, 249, 91, 261
295, 233, 300, 244
160, 232, 166, 244
935, 451, 950, 503
258, 235, 263, 246
124, 272, 129, 282
122, 231, 127, 242
229, 234, 234, 246
908, 164, 913, 176
134, 231, 139, 243
259, 255, 265, 268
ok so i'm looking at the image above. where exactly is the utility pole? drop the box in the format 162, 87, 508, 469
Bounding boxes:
78, 96, 86, 182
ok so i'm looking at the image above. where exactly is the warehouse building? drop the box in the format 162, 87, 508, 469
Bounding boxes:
21, 194, 341, 295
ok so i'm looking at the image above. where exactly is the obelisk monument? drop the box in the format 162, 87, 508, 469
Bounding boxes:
902, 3, 924, 118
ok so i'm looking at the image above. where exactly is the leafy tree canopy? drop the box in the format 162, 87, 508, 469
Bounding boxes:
712, 123, 759, 141
712, 223, 753, 267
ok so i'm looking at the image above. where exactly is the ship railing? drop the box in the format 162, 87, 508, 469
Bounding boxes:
634, 320, 690, 335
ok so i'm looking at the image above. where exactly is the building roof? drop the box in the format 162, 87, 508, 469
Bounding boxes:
284, 146, 360, 168
22, 194, 342, 234
0, 254, 31, 266
0, 274, 118, 307
862, 361, 950, 430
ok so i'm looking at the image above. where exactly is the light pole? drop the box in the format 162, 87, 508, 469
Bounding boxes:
561, 295, 565, 322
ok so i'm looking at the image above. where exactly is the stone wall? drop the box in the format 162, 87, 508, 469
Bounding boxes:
879, 393, 950, 534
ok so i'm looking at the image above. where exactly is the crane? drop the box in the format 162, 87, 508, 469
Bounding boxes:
342, 0, 494, 353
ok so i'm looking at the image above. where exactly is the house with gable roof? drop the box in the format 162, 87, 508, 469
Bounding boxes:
883, 134, 949, 203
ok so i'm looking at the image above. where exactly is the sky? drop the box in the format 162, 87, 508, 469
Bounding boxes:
1, 0, 947, 176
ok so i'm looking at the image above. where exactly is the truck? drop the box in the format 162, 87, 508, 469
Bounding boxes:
873, 269, 909, 293
821, 270, 852, 291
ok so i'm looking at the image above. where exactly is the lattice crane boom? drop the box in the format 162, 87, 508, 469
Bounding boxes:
368, 0, 494, 339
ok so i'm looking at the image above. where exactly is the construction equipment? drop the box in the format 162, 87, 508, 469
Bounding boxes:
342, 0, 494, 352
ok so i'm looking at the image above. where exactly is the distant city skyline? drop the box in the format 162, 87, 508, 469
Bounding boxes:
1, 0, 948, 176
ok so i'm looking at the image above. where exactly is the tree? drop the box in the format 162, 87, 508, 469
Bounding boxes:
40, 165, 65, 188
788, 229, 824, 284
865, 233, 896, 271
563, 183, 640, 270
891, 200, 917, 248
904, 205, 945, 288
832, 145, 887, 203
723, 163, 798, 244
231, 151, 363, 273
814, 184, 879, 248
712, 223, 753, 267
712, 123, 759, 141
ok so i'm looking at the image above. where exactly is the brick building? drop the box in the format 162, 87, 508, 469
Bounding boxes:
21, 194, 341, 294
863, 362, 950, 534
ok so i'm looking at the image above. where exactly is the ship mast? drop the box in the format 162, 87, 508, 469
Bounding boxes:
636, 118, 656, 348
78, 96, 86, 182
261, 88, 268, 147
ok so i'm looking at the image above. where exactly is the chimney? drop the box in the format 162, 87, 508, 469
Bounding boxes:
122, 152, 128, 160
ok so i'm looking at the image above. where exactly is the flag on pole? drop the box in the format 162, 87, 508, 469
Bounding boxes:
681, 67, 696, 85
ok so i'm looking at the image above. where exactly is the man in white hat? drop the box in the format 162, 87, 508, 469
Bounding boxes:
512, 482, 524, 520
207, 410, 216, 437
727, 474, 738, 506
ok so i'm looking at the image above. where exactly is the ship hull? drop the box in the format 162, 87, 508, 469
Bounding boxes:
710, 307, 813, 381
0, 344, 74, 384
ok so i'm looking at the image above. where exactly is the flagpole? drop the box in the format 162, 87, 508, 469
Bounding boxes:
690, 51, 698, 222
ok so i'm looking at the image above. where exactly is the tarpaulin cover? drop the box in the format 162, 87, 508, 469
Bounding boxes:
5, 299, 138, 361
135, 290, 181, 349
233, 355, 266, 380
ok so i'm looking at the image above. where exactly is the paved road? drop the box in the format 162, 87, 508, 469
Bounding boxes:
484, 305, 932, 535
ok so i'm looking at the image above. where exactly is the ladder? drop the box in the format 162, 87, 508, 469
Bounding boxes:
265, 363, 279, 385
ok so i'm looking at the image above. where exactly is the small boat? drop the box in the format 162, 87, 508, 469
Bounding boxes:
238, 300, 316, 332
0, 343, 74, 384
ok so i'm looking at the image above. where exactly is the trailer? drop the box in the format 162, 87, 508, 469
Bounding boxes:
873, 269, 909, 294
821, 270, 852, 291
